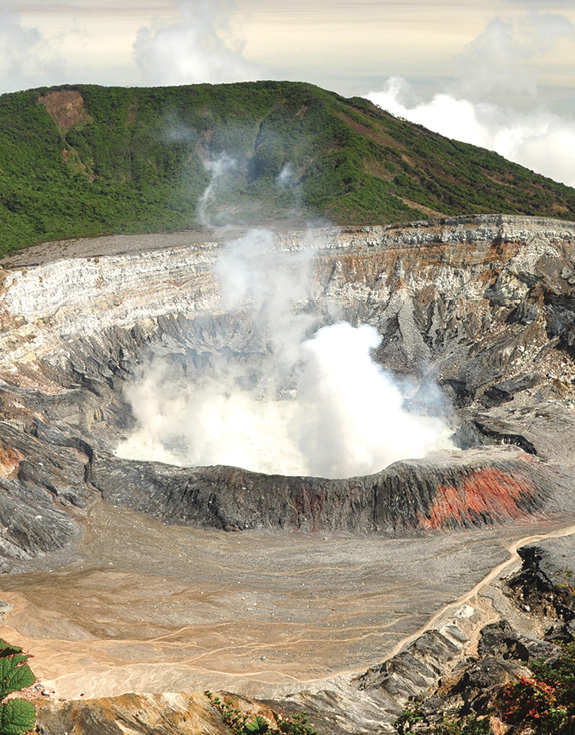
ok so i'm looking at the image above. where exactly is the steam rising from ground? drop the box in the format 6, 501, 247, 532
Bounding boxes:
196, 154, 238, 227
117, 228, 454, 479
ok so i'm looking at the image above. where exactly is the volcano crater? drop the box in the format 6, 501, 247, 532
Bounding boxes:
2, 216, 575, 704
1, 215, 575, 568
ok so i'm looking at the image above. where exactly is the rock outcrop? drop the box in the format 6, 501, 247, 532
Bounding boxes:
36, 691, 226, 735
89, 446, 569, 533
0, 215, 574, 564
0, 214, 575, 733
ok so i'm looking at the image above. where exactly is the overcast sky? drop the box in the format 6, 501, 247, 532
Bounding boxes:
2, 0, 575, 186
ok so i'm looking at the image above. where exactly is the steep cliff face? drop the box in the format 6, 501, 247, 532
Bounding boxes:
3, 215, 575, 400
1, 215, 575, 734
0, 215, 575, 564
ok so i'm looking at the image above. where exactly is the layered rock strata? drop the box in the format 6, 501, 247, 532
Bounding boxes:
1, 214, 575, 734
0, 215, 575, 563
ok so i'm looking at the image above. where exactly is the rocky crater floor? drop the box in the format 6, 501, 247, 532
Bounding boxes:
0, 214, 575, 732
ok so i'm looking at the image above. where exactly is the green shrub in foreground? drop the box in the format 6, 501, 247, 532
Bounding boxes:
205, 690, 317, 735
497, 642, 575, 734
0, 640, 36, 735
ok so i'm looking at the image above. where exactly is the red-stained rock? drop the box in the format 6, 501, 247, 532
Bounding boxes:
417, 468, 537, 531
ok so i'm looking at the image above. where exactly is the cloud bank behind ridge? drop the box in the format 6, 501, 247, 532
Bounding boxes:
133, 0, 262, 85
366, 12, 575, 188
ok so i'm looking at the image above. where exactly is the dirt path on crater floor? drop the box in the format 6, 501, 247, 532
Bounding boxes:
377, 521, 575, 667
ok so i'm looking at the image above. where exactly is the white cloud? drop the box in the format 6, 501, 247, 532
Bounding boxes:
133, 0, 261, 85
367, 12, 575, 188
0, 9, 64, 93
453, 12, 574, 100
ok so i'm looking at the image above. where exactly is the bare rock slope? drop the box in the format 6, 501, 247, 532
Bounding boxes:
1, 215, 575, 733
1, 215, 575, 564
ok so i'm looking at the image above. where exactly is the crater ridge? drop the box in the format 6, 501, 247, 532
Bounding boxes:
0, 215, 575, 568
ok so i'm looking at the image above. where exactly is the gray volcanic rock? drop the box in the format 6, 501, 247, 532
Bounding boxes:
90, 446, 570, 533
507, 540, 575, 631
354, 624, 469, 703
0, 215, 575, 566
0, 419, 95, 566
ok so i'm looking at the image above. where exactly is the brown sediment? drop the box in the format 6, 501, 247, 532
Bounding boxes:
1, 501, 555, 701
0, 440, 24, 479
38, 90, 91, 133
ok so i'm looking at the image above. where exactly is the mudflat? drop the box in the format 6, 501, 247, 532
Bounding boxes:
0, 500, 567, 700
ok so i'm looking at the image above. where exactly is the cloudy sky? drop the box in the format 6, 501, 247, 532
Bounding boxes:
2, 0, 575, 185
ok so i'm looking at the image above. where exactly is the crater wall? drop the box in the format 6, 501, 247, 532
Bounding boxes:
0, 215, 575, 567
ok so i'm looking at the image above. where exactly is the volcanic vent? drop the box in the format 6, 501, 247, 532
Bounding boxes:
0, 215, 575, 564
115, 227, 455, 479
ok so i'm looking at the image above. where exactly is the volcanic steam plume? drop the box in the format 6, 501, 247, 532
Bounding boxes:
117, 227, 454, 478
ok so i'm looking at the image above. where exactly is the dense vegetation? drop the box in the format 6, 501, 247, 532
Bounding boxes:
1, 80, 574, 255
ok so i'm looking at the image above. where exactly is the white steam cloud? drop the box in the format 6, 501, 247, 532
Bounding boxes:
215, 228, 316, 368
294, 322, 452, 478
197, 153, 238, 226
275, 163, 296, 189
367, 12, 575, 188
133, 0, 261, 86
117, 218, 454, 478
117, 319, 453, 478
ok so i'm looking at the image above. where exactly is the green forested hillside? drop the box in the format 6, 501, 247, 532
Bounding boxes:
0, 81, 574, 255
